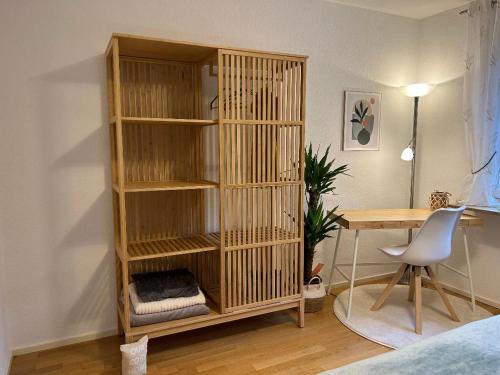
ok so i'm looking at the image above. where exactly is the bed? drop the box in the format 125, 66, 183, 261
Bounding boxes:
321, 315, 500, 374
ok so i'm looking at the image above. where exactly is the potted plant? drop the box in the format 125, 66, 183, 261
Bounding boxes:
303, 143, 348, 312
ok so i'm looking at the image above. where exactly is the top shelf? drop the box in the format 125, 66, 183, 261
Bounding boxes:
110, 116, 218, 127
113, 33, 217, 62
109, 33, 308, 62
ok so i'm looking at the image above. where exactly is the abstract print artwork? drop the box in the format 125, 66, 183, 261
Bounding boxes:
343, 91, 381, 150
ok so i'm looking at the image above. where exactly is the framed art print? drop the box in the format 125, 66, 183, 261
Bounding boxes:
343, 91, 381, 151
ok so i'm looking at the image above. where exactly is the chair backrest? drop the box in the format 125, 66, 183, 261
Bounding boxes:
402, 207, 465, 266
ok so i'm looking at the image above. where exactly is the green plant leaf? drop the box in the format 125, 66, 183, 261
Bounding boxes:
304, 142, 350, 247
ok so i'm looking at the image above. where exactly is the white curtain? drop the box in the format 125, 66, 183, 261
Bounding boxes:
461, 0, 500, 206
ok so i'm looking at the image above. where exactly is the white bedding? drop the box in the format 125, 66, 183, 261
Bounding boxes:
129, 283, 206, 315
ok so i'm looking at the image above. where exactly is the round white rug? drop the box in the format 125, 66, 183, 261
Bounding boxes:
333, 284, 492, 349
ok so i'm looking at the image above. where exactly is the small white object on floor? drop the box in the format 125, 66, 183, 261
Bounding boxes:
333, 284, 492, 349
120, 335, 148, 375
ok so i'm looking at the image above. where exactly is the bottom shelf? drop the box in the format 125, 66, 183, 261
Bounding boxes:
119, 295, 302, 342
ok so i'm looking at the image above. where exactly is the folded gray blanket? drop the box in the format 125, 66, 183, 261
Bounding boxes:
131, 268, 199, 302
119, 299, 209, 327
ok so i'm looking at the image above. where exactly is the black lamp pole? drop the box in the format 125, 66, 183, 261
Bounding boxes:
408, 96, 419, 243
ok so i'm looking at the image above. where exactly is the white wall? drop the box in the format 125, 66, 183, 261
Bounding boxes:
0, 0, 421, 351
0, 299, 10, 374
0, 235, 11, 375
417, 9, 500, 306
0, 313, 9, 375
0, 312, 9, 374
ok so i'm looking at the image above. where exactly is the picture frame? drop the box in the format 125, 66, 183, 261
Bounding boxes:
343, 90, 381, 151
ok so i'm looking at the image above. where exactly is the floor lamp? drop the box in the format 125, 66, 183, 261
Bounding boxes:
401, 83, 435, 243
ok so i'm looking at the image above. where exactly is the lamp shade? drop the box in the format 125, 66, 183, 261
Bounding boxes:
401, 147, 414, 161
402, 83, 435, 97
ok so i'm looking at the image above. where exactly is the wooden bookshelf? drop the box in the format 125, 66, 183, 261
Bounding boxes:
106, 33, 307, 343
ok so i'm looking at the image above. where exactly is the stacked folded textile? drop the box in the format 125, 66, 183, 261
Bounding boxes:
125, 268, 209, 327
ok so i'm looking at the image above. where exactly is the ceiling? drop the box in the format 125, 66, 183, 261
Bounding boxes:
326, 0, 470, 20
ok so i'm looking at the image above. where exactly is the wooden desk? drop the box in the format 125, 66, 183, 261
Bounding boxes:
327, 208, 483, 320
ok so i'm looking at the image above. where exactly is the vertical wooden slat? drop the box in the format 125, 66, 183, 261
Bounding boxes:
242, 248, 247, 305
293, 244, 296, 294
262, 59, 267, 123
242, 57, 246, 121
227, 251, 232, 308
278, 60, 282, 122
218, 51, 227, 312
252, 125, 257, 244
237, 249, 242, 306
111, 38, 131, 334
267, 59, 272, 122
257, 58, 261, 121
119, 61, 126, 117
236, 55, 241, 120
231, 55, 236, 121
291, 62, 296, 122
148, 63, 154, 118
225, 55, 230, 120
299, 60, 307, 294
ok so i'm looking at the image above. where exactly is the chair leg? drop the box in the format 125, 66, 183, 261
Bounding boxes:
408, 266, 415, 302
415, 266, 422, 334
371, 264, 408, 311
425, 266, 460, 322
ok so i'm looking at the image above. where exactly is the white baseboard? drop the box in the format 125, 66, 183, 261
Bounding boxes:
325, 271, 395, 290
10, 275, 499, 357
7, 354, 12, 375
1, 352, 12, 375
12, 328, 116, 356
421, 276, 500, 310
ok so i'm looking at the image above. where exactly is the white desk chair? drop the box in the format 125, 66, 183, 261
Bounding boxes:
371, 207, 465, 334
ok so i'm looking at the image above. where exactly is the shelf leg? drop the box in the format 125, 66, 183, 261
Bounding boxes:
346, 230, 360, 320
298, 299, 305, 328
117, 311, 124, 336
125, 334, 134, 344
327, 227, 342, 295
462, 227, 476, 312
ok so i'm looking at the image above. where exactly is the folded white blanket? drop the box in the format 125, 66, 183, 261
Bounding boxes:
129, 283, 206, 315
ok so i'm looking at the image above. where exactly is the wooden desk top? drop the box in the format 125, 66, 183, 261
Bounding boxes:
330, 208, 483, 230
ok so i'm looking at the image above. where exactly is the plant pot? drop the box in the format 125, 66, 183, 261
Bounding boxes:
304, 276, 326, 313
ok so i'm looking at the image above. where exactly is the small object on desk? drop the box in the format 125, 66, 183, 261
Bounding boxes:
429, 191, 451, 210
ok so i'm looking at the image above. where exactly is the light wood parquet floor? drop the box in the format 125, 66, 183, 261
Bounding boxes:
10, 281, 498, 375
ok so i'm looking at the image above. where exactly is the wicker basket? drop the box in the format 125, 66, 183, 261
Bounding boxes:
304, 276, 326, 313
429, 190, 451, 210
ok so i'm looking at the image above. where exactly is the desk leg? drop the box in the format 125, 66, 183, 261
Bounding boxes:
346, 229, 360, 320
462, 227, 475, 312
327, 227, 343, 295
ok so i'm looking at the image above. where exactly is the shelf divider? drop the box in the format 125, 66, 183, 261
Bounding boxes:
113, 180, 219, 193
121, 117, 218, 126
127, 233, 219, 261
